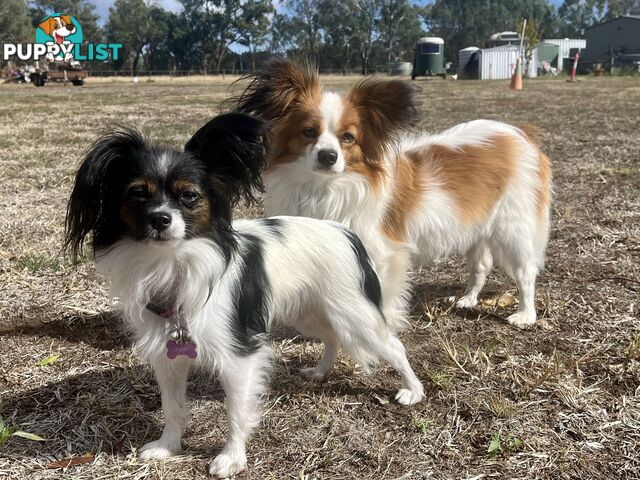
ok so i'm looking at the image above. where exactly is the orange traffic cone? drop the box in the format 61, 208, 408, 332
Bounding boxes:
510, 58, 523, 91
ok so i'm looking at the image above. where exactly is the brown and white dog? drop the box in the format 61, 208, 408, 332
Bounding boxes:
38, 15, 76, 62
231, 59, 552, 328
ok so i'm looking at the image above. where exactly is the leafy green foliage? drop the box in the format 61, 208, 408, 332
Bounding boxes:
0, 416, 46, 448
0, 0, 32, 48
487, 430, 524, 457
424, 0, 559, 65
8, 0, 639, 73
29, 0, 102, 42
39, 354, 60, 366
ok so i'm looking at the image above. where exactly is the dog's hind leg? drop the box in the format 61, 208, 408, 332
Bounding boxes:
506, 262, 539, 328
300, 332, 340, 381
295, 312, 340, 381
209, 344, 272, 479
376, 334, 425, 405
328, 300, 424, 406
139, 357, 191, 459
450, 242, 493, 308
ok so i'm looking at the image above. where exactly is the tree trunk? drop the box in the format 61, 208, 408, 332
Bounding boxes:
215, 45, 226, 72
361, 44, 370, 75
251, 47, 256, 72
132, 50, 142, 75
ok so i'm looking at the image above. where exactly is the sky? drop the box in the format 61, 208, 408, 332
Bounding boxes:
93, 0, 182, 24
92, 0, 565, 24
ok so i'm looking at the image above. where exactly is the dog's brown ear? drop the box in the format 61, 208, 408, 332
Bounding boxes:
38, 17, 55, 36
346, 77, 419, 143
60, 15, 73, 26
230, 58, 320, 123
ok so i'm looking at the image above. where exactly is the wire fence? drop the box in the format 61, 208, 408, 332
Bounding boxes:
86, 67, 402, 77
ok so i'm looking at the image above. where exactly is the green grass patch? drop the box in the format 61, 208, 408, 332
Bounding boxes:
15, 253, 67, 273
487, 430, 524, 457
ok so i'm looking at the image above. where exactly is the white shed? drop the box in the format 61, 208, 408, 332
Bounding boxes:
543, 39, 586, 70
478, 45, 538, 80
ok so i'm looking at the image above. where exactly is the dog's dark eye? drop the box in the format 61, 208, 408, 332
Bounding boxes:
180, 191, 199, 206
341, 132, 355, 144
127, 186, 149, 200
302, 128, 318, 139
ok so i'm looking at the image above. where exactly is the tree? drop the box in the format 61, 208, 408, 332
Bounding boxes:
378, 0, 424, 66
162, 11, 204, 71
603, 0, 640, 18
351, 0, 383, 74
379, 0, 409, 66
424, 0, 559, 67
319, 0, 358, 71
30, 0, 102, 43
518, 18, 541, 77
283, 0, 324, 60
145, 6, 172, 71
557, 0, 604, 36
180, 0, 272, 73
1, 0, 32, 45
105, 0, 168, 73
269, 13, 298, 54
237, 0, 274, 71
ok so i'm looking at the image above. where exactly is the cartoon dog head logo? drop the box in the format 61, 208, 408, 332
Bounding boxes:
36, 13, 83, 62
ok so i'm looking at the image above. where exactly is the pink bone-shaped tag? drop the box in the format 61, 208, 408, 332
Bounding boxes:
166, 340, 197, 359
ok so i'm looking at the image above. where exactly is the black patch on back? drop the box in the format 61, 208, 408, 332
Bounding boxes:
258, 217, 285, 239
341, 228, 383, 311
231, 233, 269, 355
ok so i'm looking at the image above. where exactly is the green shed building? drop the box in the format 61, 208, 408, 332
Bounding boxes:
412, 37, 445, 79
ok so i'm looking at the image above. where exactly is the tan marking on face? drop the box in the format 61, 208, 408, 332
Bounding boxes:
172, 179, 199, 193
119, 203, 138, 236
337, 104, 385, 192
126, 179, 157, 195
381, 152, 426, 242
426, 134, 518, 225
266, 104, 323, 171
171, 180, 210, 234
119, 179, 157, 236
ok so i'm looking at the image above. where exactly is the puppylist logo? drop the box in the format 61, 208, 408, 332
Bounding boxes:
3, 13, 122, 63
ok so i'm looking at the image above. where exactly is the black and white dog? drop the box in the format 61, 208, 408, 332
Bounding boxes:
65, 113, 424, 478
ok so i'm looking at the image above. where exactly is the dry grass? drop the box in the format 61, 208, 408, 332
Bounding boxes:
1, 76, 639, 479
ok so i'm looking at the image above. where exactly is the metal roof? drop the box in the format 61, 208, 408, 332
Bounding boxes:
416, 37, 444, 44
586, 15, 640, 30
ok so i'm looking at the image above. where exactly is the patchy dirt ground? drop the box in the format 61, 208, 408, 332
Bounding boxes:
0, 75, 639, 480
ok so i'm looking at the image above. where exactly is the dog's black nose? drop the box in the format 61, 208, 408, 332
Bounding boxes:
149, 212, 172, 231
317, 149, 338, 167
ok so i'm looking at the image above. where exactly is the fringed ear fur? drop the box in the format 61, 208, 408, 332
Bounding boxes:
346, 76, 419, 143
64, 128, 147, 261
185, 112, 268, 208
228, 57, 321, 123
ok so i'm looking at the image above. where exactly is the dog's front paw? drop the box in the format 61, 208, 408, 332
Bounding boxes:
209, 452, 247, 478
507, 311, 536, 328
395, 387, 425, 406
300, 366, 326, 381
139, 440, 181, 460
455, 295, 478, 309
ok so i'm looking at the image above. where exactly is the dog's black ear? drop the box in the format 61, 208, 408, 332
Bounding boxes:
227, 57, 320, 123
185, 112, 267, 207
64, 129, 146, 261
